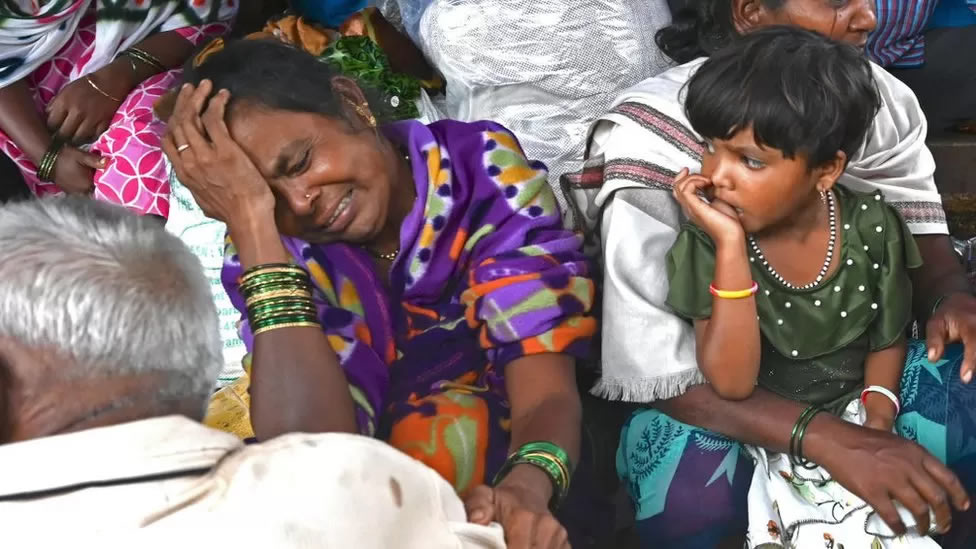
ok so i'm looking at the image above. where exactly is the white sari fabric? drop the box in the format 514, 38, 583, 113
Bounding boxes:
564, 57, 948, 402
0, 0, 237, 89
746, 400, 938, 548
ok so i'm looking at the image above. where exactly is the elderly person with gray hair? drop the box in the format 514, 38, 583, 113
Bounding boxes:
0, 196, 505, 548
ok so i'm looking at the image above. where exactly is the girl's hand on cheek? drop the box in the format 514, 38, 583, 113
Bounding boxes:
672, 168, 745, 246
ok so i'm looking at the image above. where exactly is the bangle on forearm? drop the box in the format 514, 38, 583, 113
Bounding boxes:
931, 292, 963, 318
930, 290, 975, 319
931, 294, 949, 318
493, 441, 574, 510
789, 404, 824, 468
860, 385, 901, 416
241, 263, 320, 336
84, 75, 123, 103
244, 287, 312, 308
241, 263, 308, 284
121, 47, 166, 74
709, 281, 759, 299
252, 321, 321, 336
36, 139, 65, 182
788, 406, 813, 465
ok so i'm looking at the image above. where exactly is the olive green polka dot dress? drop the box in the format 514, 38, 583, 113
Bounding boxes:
666, 186, 922, 413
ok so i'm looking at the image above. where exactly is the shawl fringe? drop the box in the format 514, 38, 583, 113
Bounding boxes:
589, 369, 706, 403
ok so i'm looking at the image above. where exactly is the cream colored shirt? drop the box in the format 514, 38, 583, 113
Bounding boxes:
0, 416, 505, 548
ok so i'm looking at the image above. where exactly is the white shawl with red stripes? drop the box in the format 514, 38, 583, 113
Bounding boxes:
564, 57, 947, 402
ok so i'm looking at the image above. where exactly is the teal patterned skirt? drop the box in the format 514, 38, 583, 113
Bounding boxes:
617, 341, 976, 548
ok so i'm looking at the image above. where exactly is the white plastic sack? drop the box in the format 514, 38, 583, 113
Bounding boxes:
411, 0, 674, 214
165, 168, 246, 387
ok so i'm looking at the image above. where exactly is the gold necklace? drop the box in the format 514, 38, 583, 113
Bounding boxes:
371, 248, 399, 261
365, 150, 411, 262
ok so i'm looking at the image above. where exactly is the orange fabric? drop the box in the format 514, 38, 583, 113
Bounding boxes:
387, 391, 492, 496
449, 229, 468, 260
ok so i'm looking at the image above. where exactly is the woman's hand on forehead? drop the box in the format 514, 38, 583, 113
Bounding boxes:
162, 81, 276, 226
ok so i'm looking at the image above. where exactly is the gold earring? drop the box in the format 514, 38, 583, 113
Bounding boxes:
343, 97, 377, 128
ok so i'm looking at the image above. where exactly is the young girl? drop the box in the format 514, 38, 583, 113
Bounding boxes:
667, 28, 934, 547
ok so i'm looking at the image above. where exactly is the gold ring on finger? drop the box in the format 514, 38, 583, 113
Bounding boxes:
177, 144, 190, 153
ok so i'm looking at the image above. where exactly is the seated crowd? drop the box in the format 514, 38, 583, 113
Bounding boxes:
0, 1, 975, 548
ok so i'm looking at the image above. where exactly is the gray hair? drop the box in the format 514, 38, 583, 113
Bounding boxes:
0, 197, 221, 417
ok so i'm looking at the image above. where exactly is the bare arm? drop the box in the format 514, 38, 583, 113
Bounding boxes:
91, 30, 197, 95
47, 31, 199, 143
464, 353, 580, 549
654, 381, 968, 535
231, 214, 358, 438
654, 383, 821, 453
862, 338, 907, 431
914, 234, 976, 382
0, 79, 105, 194
693, 236, 760, 400
128, 31, 197, 70
163, 83, 358, 439
672, 171, 759, 399
109, 30, 198, 90
913, 235, 970, 323
0, 80, 53, 165
499, 353, 581, 503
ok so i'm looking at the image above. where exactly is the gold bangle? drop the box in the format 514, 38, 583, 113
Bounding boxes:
84, 76, 123, 103
124, 47, 166, 73
252, 321, 321, 336
37, 139, 65, 182
521, 451, 570, 486
245, 288, 313, 308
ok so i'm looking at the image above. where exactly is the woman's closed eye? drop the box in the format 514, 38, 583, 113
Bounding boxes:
288, 149, 311, 177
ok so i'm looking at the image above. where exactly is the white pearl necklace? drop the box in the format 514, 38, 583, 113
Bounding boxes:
748, 190, 836, 290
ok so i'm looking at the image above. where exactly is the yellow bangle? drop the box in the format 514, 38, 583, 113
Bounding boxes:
709, 282, 759, 299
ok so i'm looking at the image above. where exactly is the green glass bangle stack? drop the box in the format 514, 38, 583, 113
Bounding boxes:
240, 263, 320, 336
36, 139, 65, 182
789, 404, 824, 468
121, 47, 166, 74
493, 441, 573, 510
